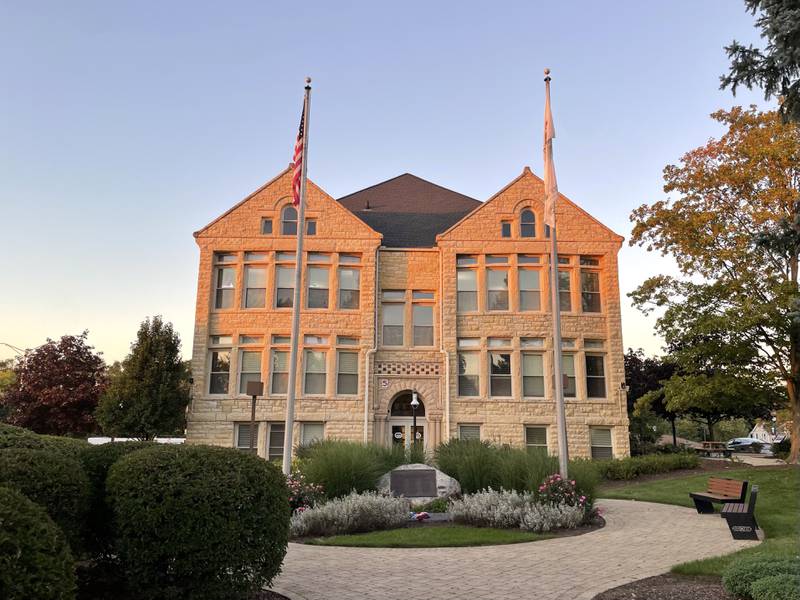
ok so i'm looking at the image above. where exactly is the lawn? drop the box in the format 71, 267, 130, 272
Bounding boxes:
599, 466, 800, 575
305, 524, 554, 548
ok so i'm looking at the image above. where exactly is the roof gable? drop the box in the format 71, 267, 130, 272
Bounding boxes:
338, 173, 480, 247
194, 168, 382, 241
437, 167, 623, 244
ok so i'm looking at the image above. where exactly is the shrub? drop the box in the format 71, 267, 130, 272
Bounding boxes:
565, 459, 600, 503
449, 489, 585, 532
496, 446, 558, 493
773, 437, 790, 460
435, 439, 502, 493
411, 497, 450, 512
537, 474, 589, 510
750, 574, 800, 600
290, 491, 409, 537
286, 472, 325, 512
592, 452, 699, 480
0, 423, 88, 458
722, 556, 800, 600
107, 444, 289, 600
299, 440, 386, 498
0, 448, 89, 552
0, 486, 76, 600
78, 441, 155, 554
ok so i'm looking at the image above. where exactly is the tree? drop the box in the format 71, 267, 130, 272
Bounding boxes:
0, 333, 107, 435
95, 316, 190, 440
630, 107, 798, 461
624, 348, 679, 446
0, 359, 17, 421
722, 0, 800, 124
639, 372, 779, 440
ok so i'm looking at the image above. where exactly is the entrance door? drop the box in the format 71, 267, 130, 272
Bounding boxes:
390, 420, 424, 450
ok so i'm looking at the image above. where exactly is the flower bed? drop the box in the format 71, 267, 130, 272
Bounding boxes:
449, 489, 586, 532
290, 491, 410, 538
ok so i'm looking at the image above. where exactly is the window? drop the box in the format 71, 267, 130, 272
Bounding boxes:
521, 337, 544, 348
243, 266, 266, 308
210, 335, 232, 345
339, 253, 361, 264
458, 337, 479, 348
488, 337, 511, 348
501, 221, 511, 237
586, 355, 606, 398
562, 355, 576, 397
519, 269, 541, 311
281, 205, 297, 235
525, 426, 548, 453
338, 268, 360, 309
267, 422, 285, 462
411, 291, 434, 347
275, 266, 295, 308
307, 266, 329, 309
522, 354, 545, 397
487, 269, 509, 311
457, 268, 477, 312
562, 338, 576, 349
239, 335, 263, 345
580, 256, 600, 266
459, 424, 481, 441
490, 353, 512, 396
301, 422, 324, 446
590, 428, 613, 459
214, 256, 236, 310
271, 350, 288, 394
304, 334, 328, 345
337, 336, 358, 345
236, 423, 259, 453
209, 350, 230, 394
518, 254, 540, 264
238, 350, 262, 394
520, 209, 535, 237
306, 219, 316, 235
304, 350, 326, 395
584, 339, 605, 350
581, 271, 601, 313
558, 270, 572, 312
337, 350, 358, 395
260, 218, 272, 234
382, 292, 405, 346
458, 353, 480, 396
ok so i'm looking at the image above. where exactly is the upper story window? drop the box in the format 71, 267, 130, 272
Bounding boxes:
412, 291, 434, 347
281, 205, 298, 235
306, 219, 317, 235
214, 253, 236, 309
580, 256, 601, 313
501, 221, 511, 238
487, 269, 509, 311
520, 209, 535, 237
457, 255, 478, 313
381, 290, 405, 346
275, 253, 296, 309
306, 253, 330, 309
261, 218, 273, 235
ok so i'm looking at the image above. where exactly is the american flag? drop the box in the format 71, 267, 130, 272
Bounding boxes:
291, 100, 306, 206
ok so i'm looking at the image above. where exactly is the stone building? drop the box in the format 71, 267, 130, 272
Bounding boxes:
187, 166, 630, 459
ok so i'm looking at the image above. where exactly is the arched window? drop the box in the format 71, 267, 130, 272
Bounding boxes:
520, 209, 535, 238
281, 205, 298, 235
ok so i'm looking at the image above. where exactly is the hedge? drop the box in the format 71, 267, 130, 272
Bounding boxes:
107, 444, 290, 600
0, 423, 88, 458
0, 486, 76, 600
750, 574, 800, 600
592, 452, 700, 480
722, 556, 800, 600
0, 448, 90, 552
78, 441, 155, 554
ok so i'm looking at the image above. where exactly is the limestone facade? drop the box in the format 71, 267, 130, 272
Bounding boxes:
187, 167, 630, 459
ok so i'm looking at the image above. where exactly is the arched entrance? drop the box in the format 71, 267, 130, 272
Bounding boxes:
388, 391, 426, 449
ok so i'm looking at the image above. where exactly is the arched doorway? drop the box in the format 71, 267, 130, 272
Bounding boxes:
388, 391, 426, 449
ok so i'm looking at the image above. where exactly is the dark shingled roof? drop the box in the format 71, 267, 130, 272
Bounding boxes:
337, 174, 481, 247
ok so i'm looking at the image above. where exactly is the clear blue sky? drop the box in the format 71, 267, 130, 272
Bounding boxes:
0, 1, 770, 363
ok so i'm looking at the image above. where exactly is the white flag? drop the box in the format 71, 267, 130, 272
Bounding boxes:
543, 77, 558, 228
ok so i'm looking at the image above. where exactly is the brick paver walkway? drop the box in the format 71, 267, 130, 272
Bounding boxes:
269, 499, 759, 600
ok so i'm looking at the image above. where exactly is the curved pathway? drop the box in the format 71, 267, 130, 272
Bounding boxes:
269, 499, 759, 600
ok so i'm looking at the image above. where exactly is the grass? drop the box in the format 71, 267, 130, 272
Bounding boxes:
305, 524, 554, 548
599, 466, 800, 576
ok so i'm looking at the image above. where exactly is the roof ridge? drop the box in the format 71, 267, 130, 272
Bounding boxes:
337, 172, 480, 204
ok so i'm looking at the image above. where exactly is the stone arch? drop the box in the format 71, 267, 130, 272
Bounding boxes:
389, 390, 426, 416
375, 378, 440, 416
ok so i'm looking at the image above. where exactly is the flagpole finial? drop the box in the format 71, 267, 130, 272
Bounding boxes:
544, 68, 551, 82
305, 77, 312, 84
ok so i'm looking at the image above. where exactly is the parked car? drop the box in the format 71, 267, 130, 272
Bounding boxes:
726, 437, 772, 454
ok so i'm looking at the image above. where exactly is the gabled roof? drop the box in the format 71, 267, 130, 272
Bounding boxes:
338, 173, 481, 248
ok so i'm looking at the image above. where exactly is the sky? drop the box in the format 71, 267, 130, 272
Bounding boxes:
0, 1, 772, 363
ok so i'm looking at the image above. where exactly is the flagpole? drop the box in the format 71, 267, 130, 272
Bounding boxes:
282, 77, 311, 476
544, 69, 570, 477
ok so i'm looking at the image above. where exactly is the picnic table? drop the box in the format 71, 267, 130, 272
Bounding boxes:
696, 441, 731, 458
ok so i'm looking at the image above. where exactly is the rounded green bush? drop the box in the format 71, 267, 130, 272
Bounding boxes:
78, 441, 155, 554
0, 487, 76, 600
0, 448, 90, 552
750, 574, 800, 600
107, 444, 290, 600
0, 423, 88, 458
723, 556, 800, 599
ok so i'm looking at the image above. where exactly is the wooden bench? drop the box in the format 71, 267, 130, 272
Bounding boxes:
722, 485, 759, 540
689, 477, 748, 513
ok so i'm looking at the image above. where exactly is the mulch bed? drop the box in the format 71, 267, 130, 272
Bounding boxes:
592, 573, 732, 600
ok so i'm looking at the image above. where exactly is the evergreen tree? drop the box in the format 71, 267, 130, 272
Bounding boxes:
96, 316, 190, 440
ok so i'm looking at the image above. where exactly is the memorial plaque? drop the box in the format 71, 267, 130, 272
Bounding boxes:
390, 469, 437, 498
